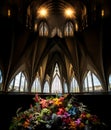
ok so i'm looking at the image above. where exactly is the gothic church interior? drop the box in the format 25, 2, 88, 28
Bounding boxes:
0, 0, 111, 129
0, 0, 111, 95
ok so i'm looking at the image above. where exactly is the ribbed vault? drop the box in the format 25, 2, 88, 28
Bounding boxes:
0, 0, 111, 93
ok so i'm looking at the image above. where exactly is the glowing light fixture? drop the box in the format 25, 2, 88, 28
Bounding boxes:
64, 8, 75, 19
37, 7, 48, 18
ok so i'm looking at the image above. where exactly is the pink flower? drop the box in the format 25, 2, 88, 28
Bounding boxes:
33, 94, 39, 102
75, 118, 81, 125
40, 98, 49, 108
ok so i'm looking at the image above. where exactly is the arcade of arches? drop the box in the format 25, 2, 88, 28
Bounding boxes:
1, 1, 111, 130
0, 0, 111, 95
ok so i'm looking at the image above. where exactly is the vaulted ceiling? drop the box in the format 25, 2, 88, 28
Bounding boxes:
0, 0, 111, 91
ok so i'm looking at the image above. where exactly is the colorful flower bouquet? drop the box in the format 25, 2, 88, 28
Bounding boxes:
9, 94, 105, 130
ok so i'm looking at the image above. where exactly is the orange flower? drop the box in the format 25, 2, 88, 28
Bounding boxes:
79, 122, 85, 128
23, 120, 30, 128
53, 98, 63, 106
69, 120, 77, 130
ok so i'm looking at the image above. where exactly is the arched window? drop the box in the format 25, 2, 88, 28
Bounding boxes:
51, 63, 62, 94
39, 21, 49, 36
8, 72, 28, 92
31, 76, 41, 93
83, 71, 103, 92
51, 27, 62, 38
43, 81, 50, 93
108, 74, 111, 91
63, 81, 68, 93
64, 21, 74, 36
0, 69, 3, 91
70, 77, 79, 93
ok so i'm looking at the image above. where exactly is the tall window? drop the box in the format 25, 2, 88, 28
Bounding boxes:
0, 69, 3, 91
63, 81, 68, 93
83, 71, 103, 92
108, 74, 111, 91
39, 21, 49, 36
64, 21, 74, 36
31, 76, 41, 93
51, 63, 62, 93
70, 77, 79, 93
43, 81, 50, 93
8, 72, 28, 92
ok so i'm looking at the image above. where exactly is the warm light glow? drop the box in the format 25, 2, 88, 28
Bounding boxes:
34, 23, 37, 31
75, 23, 78, 31
37, 7, 48, 18
8, 9, 11, 17
64, 8, 75, 18
101, 9, 104, 17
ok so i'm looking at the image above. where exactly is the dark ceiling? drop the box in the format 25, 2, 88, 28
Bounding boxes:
0, 0, 111, 91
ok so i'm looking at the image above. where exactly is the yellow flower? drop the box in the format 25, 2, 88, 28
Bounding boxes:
86, 113, 91, 118
53, 98, 62, 106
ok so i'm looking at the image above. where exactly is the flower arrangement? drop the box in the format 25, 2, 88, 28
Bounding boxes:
9, 94, 104, 130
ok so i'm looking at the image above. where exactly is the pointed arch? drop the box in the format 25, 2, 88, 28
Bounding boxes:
31, 76, 41, 93
43, 81, 50, 93
39, 21, 49, 36
8, 71, 28, 92
64, 21, 74, 36
83, 70, 103, 92
51, 63, 62, 93
70, 77, 79, 93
